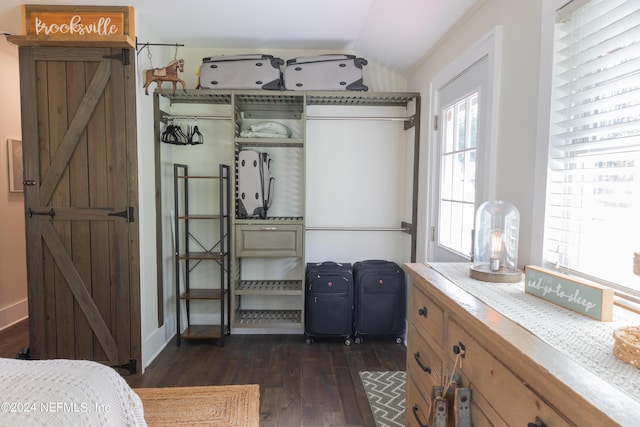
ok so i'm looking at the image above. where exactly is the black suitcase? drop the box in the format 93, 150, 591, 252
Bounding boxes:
305, 262, 354, 345
353, 260, 405, 344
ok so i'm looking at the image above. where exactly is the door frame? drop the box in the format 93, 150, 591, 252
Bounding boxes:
420, 26, 503, 262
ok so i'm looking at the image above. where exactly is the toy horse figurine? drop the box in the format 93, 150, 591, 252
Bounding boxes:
143, 59, 186, 95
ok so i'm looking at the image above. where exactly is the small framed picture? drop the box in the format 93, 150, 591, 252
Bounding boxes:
7, 139, 23, 193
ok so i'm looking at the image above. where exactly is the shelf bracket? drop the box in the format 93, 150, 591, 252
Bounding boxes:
404, 114, 416, 130
401, 221, 414, 235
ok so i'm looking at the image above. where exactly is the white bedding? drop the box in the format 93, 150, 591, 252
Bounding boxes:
0, 358, 146, 426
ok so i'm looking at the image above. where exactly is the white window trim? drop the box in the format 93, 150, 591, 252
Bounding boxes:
530, 0, 565, 267
419, 26, 503, 262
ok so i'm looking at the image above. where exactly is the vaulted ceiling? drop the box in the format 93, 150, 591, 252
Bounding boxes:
0, 0, 478, 73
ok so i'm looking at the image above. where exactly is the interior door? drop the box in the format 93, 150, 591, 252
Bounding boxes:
430, 56, 489, 262
18, 46, 140, 373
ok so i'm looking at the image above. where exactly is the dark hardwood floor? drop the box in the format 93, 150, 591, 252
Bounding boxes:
0, 319, 29, 359
0, 323, 406, 427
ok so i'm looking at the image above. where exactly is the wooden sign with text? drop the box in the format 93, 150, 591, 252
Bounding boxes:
9, 5, 134, 47
524, 265, 614, 321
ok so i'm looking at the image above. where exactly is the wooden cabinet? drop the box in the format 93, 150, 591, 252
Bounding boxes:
404, 262, 640, 427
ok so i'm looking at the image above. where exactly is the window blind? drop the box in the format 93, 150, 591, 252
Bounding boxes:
546, 0, 640, 292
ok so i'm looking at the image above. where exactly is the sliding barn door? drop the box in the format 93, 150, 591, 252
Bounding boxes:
18, 46, 140, 373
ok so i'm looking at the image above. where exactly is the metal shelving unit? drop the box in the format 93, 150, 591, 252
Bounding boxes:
174, 163, 231, 345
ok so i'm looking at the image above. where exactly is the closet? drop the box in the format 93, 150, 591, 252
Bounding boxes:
154, 89, 420, 335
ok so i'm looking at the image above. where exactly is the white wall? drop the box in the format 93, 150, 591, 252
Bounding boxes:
409, 0, 543, 266
0, 39, 28, 331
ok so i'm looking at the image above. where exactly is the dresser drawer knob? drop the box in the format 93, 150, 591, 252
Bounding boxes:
412, 404, 428, 427
453, 341, 466, 358
528, 416, 547, 427
413, 351, 432, 374
418, 306, 428, 317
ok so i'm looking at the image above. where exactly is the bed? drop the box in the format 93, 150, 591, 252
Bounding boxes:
0, 357, 147, 426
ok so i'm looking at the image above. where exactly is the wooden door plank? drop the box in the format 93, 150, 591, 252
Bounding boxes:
34, 58, 58, 359
39, 59, 111, 206
85, 59, 110, 362
18, 46, 46, 359
108, 54, 132, 363
122, 47, 142, 366
40, 221, 118, 362
67, 59, 93, 360
47, 60, 75, 359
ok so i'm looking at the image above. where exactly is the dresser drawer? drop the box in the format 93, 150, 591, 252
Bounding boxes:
445, 320, 571, 427
409, 282, 445, 347
235, 224, 303, 257
407, 323, 443, 397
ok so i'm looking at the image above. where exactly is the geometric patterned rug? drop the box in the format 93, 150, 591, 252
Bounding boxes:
359, 371, 406, 427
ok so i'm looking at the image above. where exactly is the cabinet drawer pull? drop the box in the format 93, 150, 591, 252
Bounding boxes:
453, 341, 466, 358
260, 227, 277, 231
528, 416, 547, 427
413, 351, 432, 374
418, 306, 428, 317
412, 404, 428, 427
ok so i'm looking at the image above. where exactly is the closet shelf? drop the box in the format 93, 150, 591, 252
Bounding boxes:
235, 280, 303, 295
234, 309, 302, 327
157, 88, 419, 108
180, 325, 225, 340
235, 137, 304, 147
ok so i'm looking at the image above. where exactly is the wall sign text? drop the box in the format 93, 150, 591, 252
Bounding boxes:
14, 5, 134, 47
524, 265, 614, 321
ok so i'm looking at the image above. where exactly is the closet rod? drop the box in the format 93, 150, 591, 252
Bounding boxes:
306, 226, 410, 232
306, 116, 410, 122
166, 115, 231, 121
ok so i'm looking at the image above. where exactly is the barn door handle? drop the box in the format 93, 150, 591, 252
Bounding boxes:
27, 208, 55, 219
23, 180, 37, 186
108, 206, 135, 222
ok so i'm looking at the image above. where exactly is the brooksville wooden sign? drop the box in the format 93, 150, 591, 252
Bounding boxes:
8, 5, 134, 48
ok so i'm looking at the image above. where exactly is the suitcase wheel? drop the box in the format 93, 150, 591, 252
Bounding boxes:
305, 336, 313, 345
395, 336, 403, 344
354, 336, 363, 345
344, 337, 352, 346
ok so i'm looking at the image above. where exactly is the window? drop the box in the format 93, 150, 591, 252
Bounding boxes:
544, 0, 640, 293
438, 93, 478, 257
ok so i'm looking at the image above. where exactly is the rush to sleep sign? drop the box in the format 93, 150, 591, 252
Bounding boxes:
524, 265, 614, 321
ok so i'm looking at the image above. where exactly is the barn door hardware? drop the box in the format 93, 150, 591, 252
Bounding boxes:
103, 48, 130, 65
135, 37, 184, 56
108, 206, 135, 222
23, 179, 36, 186
111, 358, 137, 375
27, 208, 55, 219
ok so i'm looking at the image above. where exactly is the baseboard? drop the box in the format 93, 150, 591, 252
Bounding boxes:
142, 322, 172, 373
0, 298, 28, 331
